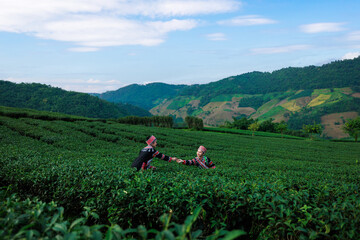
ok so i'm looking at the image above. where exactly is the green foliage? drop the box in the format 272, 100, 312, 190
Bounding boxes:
0, 80, 150, 119
238, 96, 267, 110
248, 122, 260, 136
185, 116, 204, 130
0, 191, 244, 240
116, 103, 152, 117
1, 108, 360, 239
210, 94, 242, 102
167, 97, 195, 110
95, 83, 187, 110
288, 90, 313, 100
287, 97, 360, 130
224, 117, 300, 138
302, 122, 323, 139
258, 118, 276, 132
117, 116, 174, 128
173, 58, 360, 122
342, 117, 360, 142
275, 121, 288, 138
204, 127, 304, 139
179, 57, 360, 98
257, 106, 287, 121
224, 117, 255, 130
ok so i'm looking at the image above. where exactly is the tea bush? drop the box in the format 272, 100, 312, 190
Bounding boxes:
0, 190, 245, 240
1, 107, 360, 239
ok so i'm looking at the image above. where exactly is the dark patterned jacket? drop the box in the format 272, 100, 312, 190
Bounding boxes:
182, 156, 216, 169
131, 145, 172, 171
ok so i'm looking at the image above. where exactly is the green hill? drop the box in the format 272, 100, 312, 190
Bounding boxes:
179, 57, 360, 105
0, 80, 151, 118
149, 58, 360, 138
93, 82, 187, 110
92, 58, 360, 138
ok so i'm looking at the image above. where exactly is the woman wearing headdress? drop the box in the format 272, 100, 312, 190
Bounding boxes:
176, 146, 216, 169
131, 135, 178, 171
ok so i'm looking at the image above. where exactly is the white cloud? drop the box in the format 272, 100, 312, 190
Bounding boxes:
68, 47, 100, 52
251, 45, 311, 55
107, 80, 122, 84
87, 79, 101, 84
300, 22, 346, 33
206, 33, 226, 41
347, 31, 360, 41
114, 0, 241, 17
342, 52, 360, 60
0, 0, 240, 49
33, 16, 198, 47
218, 15, 277, 26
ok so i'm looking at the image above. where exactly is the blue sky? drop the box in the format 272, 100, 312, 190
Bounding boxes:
1, 0, 360, 93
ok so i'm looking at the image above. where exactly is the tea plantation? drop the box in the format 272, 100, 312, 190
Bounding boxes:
1, 106, 360, 239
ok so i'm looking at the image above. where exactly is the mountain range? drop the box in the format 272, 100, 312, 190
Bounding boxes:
1, 57, 359, 139
97, 57, 360, 139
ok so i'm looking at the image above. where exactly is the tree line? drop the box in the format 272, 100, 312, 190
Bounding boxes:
117, 115, 205, 130
223, 116, 360, 141
185, 116, 204, 130
116, 116, 174, 128
223, 117, 307, 138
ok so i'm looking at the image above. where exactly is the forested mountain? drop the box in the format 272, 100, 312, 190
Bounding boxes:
93, 82, 187, 110
97, 57, 360, 109
2, 57, 359, 138
179, 57, 360, 106
0, 80, 151, 119
148, 57, 360, 139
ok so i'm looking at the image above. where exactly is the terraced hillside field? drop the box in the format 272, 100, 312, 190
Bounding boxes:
151, 87, 360, 139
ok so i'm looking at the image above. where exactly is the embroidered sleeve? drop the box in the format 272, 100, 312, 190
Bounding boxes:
153, 150, 171, 162
183, 158, 198, 166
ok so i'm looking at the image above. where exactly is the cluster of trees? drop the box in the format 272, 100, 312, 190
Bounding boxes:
0, 80, 150, 119
223, 117, 305, 137
223, 117, 255, 130
185, 116, 204, 130
225, 116, 360, 141
238, 96, 268, 110
302, 122, 323, 140
343, 117, 360, 142
117, 116, 173, 128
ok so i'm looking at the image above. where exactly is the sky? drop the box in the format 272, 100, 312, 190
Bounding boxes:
1, 0, 360, 93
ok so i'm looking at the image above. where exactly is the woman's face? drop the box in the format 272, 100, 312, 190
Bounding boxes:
197, 149, 204, 158
151, 140, 157, 147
